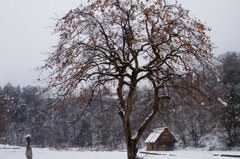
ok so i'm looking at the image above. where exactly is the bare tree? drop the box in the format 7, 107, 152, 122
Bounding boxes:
40, 0, 216, 158
0, 88, 11, 140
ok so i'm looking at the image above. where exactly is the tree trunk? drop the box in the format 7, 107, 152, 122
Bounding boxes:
127, 139, 138, 159
123, 114, 139, 159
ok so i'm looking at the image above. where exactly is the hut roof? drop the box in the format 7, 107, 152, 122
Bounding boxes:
145, 127, 167, 143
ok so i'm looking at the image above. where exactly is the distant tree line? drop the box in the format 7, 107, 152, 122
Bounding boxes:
0, 52, 239, 149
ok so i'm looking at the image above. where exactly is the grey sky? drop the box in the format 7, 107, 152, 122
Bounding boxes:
0, 0, 240, 87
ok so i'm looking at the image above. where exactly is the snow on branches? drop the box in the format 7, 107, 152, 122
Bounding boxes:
42, 0, 214, 99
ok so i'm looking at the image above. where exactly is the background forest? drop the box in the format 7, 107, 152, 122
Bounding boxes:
0, 52, 239, 150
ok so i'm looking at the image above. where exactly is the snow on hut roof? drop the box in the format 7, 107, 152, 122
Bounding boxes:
145, 127, 167, 143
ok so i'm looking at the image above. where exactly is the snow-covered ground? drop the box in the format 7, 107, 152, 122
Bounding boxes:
1, 144, 240, 159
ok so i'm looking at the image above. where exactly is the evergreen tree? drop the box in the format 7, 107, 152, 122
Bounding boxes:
221, 86, 240, 147
220, 52, 240, 147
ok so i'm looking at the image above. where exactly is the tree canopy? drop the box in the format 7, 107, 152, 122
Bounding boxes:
40, 0, 216, 158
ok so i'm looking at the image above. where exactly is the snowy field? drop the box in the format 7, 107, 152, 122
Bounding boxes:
1, 144, 240, 159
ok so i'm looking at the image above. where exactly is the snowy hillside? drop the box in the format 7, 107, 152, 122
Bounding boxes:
1, 144, 240, 159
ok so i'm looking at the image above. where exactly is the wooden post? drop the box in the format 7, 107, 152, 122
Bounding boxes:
25, 135, 32, 159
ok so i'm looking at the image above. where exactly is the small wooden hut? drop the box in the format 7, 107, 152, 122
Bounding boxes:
145, 127, 177, 151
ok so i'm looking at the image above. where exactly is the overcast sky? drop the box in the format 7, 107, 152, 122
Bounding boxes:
0, 0, 240, 87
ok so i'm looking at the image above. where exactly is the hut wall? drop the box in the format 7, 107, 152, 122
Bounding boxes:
146, 144, 153, 151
